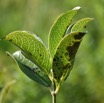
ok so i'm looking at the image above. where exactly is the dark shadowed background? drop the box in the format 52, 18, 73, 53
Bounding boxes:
0, 0, 104, 103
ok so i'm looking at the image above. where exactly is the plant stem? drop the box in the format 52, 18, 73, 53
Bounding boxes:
50, 69, 57, 103
52, 91, 56, 103
51, 80, 56, 103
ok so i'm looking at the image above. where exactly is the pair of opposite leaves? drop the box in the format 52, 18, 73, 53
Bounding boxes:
3, 6, 93, 87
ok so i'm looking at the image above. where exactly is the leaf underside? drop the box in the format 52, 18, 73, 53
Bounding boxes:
4, 31, 51, 74
7, 51, 52, 87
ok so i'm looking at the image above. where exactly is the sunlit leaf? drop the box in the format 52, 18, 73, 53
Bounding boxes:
1, 6, 93, 95
7, 51, 52, 87
53, 32, 86, 83
4, 31, 51, 74
71, 18, 93, 32
49, 6, 81, 59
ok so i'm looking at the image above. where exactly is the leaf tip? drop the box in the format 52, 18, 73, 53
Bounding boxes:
73, 6, 81, 10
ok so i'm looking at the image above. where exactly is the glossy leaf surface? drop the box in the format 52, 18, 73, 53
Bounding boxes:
7, 51, 52, 87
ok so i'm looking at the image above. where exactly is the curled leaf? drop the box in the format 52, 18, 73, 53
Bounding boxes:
7, 51, 52, 87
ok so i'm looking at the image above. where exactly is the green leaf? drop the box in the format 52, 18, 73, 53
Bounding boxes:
4, 31, 51, 74
49, 6, 81, 59
7, 51, 52, 87
52, 32, 86, 83
71, 18, 93, 32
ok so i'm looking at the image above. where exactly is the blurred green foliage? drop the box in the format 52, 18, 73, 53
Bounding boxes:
0, 0, 104, 103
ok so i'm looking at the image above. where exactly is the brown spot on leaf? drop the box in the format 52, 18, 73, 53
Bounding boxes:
66, 42, 80, 60
74, 32, 85, 40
